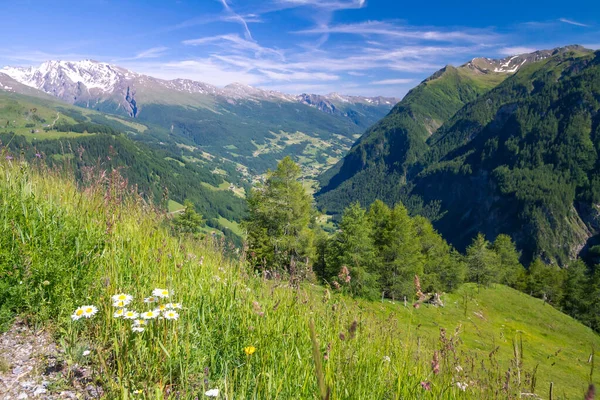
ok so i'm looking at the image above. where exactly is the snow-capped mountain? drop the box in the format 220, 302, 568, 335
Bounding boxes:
462, 45, 588, 74
1, 60, 398, 118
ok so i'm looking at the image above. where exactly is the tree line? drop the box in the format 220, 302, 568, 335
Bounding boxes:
245, 156, 600, 332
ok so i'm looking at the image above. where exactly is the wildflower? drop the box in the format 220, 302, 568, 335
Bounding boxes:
165, 303, 182, 309
455, 365, 463, 372
383, 356, 391, 362
133, 319, 147, 326
132, 326, 145, 333
113, 308, 126, 318
205, 388, 219, 397
82, 305, 98, 318
141, 310, 159, 320
71, 307, 86, 321
35, 153, 42, 158
5, 155, 13, 161
152, 288, 169, 298
420, 381, 431, 391
431, 351, 440, 375
124, 310, 139, 320
164, 310, 179, 320
456, 382, 468, 391
133, 389, 143, 394
585, 384, 596, 400
156, 304, 168, 312
111, 293, 133, 306
244, 346, 256, 356
82, 350, 91, 356
144, 296, 158, 303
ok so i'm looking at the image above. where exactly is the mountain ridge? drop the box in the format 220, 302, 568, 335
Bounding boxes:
1, 59, 398, 117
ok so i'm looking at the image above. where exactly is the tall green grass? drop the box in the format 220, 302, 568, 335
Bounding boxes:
0, 155, 597, 399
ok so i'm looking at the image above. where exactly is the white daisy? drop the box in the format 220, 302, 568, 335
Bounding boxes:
141, 310, 159, 320
144, 296, 158, 303
113, 308, 126, 318
155, 304, 168, 313
205, 388, 219, 397
165, 303, 182, 309
133, 319, 147, 326
71, 307, 86, 321
83, 350, 91, 356
82, 305, 98, 318
163, 310, 179, 320
456, 382, 468, 391
124, 310, 139, 320
132, 326, 145, 333
152, 288, 169, 298
111, 293, 133, 306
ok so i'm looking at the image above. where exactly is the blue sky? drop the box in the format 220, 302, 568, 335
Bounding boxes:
1, 0, 599, 97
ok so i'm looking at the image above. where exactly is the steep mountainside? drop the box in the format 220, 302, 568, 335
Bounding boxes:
317, 58, 508, 215
317, 45, 599, 264
1, 61, 397, 176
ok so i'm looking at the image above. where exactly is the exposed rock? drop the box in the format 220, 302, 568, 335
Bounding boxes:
0, 319, 102, 399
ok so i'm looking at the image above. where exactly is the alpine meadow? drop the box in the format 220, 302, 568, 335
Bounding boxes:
1, 1, 600, 399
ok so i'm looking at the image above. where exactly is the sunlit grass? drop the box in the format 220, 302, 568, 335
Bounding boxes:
0, 155, 598, 399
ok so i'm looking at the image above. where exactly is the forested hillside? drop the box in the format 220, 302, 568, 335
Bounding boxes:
318, 46, 600, 265
0, 91, 246, 242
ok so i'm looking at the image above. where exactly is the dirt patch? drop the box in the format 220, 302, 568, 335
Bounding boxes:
0, 320, 102, 399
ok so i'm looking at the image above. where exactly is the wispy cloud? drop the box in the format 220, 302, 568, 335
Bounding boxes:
371, 78, 414, 85
273, 0, 366, 12
294, 21, 499, 43
183, 34, 284, 59
133, 46, 168, 59
559, 18, 589, 27
219, 0, 253, 39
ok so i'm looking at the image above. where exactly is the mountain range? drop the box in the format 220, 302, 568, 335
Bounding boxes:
0, 60, 397, 178
317, 45, 600, 265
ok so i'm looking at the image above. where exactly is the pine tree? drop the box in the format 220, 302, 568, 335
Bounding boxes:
414, 216, 465, 292
560, 260, 588, 316
466, 233, 500, 288
244, 157, 315, 274
527, 259, 564, 305
327, 202, 379, 299
380, 203, 424, 300
492, 234, 526, 290
172, 200, 204, 234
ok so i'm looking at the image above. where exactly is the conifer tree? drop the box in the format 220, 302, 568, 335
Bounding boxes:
245, 156, 315, 273
380, 203, 424, 300
492, 234, 526, 290
172, 200, 204, 234
414, 216, 465, 292
466, 233, 500, 288
527, 259, 564, 304
327, 202, 379, 299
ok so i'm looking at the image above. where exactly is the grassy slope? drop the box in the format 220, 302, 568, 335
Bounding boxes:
0, 158, 598, 399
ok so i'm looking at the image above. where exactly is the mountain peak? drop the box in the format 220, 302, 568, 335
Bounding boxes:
462, 45, 593, 75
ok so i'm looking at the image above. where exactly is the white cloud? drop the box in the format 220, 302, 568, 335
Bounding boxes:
133, 46, 168, 59
219, 0, 253, 39
371, 78, 414, 85
294, 21, 499, 43
273, 0, 365, 11
559, 18, 590, 27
